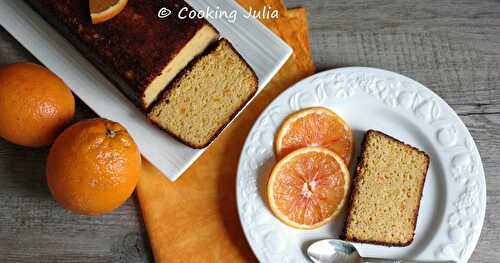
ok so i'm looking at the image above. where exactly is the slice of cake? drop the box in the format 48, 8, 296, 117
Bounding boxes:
28, 0, 219, 109
148, 39, 258, 148
342, 130, 429, 246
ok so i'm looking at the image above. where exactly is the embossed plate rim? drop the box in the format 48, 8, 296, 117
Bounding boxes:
236, 67, 486, 263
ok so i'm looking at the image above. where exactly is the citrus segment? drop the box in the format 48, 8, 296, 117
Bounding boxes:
90, 0, 128, 24
267, 147, 350, 229
274, 107, 354, 165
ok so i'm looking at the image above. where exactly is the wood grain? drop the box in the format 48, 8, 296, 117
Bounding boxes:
1, 0, 500, 262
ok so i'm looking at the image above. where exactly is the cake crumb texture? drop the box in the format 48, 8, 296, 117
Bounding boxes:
149, 39, 258, 148
343, 130, 429, 246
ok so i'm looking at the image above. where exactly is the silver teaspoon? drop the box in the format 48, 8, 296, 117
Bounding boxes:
307, 239, 457, 263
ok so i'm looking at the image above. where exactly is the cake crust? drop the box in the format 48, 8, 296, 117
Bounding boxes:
341, 130, 430, 247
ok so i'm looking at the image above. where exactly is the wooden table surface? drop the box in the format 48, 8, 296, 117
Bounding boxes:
0, 0, 498, 262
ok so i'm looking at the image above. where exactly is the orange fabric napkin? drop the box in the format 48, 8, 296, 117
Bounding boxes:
136, 2, 315, 262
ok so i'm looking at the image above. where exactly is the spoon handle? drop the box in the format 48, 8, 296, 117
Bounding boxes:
363, 258, 457, 263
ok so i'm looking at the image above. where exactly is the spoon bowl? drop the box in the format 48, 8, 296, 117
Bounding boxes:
307, 239, 362, 263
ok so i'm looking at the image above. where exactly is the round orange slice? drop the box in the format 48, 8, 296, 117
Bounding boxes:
90, 0, 128, 24
274, 107, 354, 165
267, 147, 350, 229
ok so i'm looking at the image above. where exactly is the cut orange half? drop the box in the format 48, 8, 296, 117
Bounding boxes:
90, 0, 128, 24
267, 147, 351, 229
274, 107, 354, 165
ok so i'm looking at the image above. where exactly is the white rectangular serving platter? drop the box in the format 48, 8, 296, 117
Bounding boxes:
0, 0, 292, 181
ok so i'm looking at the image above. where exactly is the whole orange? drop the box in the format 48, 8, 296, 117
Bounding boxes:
46, 118, 142, 215
0, 63, 75, 147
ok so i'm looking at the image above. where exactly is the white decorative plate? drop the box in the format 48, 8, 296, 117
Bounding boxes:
0, 0, 291, 181
236, 67, 486, 263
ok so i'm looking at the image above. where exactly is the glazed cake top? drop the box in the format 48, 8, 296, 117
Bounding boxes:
34, 0, 212, 94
